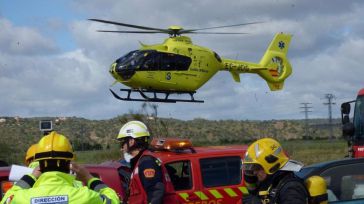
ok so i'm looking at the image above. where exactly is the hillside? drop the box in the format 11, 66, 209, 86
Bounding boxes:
0, 115, 342, 164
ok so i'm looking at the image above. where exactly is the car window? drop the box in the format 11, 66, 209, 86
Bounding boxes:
200, 156, 241, 188
320, 163, 364, 201
165, 160, 192, 191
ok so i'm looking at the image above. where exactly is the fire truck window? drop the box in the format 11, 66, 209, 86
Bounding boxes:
354, 96, 364, 139
200, 156, 241, 187
165, 161, 192, 191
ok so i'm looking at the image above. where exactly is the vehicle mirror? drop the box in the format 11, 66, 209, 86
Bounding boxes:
343, 115, 350, 124
341, 103, 351, 115
342, 122, 355, 140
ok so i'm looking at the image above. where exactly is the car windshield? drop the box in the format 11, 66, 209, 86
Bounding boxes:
354, 95, 364, 140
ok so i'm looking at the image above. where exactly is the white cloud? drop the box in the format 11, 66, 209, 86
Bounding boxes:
0, 18, 58, 55
1, 0, 364, 121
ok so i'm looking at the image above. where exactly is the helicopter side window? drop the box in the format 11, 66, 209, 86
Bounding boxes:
140, 52, 160, 71
160, 53, 191, 71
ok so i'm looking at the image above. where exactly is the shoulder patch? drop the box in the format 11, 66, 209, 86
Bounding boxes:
143, 168, 156, 178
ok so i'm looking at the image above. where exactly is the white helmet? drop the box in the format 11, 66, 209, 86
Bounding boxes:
117, 121, 150, 140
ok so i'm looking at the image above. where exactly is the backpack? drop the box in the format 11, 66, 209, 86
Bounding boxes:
262, 174, 328, 204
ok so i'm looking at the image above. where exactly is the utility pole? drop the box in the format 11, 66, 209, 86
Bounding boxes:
300, 103, 313, 139
323, 94, 336, 140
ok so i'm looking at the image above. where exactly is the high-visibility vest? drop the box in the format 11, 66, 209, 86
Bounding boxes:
1, 171, 120, 204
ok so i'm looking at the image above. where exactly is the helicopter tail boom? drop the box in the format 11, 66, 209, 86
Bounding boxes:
221, 33, 292, 91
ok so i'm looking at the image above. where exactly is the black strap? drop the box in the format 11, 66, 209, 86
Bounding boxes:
89, 179, 104, 190
310, 193, 328, 203
34, 151, 73, 160
269, 175, 307, 204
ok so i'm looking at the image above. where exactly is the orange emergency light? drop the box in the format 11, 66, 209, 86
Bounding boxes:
151, 138, 193, 151
1, 181, 14, 195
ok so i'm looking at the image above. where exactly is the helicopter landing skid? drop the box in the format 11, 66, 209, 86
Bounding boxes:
110, 88, 204, 103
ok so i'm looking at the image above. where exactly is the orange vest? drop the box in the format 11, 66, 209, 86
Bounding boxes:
127, 150, 179, 204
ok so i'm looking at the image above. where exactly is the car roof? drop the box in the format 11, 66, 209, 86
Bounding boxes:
150, 145, 248, 161
305, 157, 364, 169
297, 157, 364, 178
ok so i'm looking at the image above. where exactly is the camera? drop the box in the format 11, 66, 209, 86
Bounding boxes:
39, 120, 53, 132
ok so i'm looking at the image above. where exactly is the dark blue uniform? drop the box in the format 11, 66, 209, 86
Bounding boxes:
131, 151, 165, 204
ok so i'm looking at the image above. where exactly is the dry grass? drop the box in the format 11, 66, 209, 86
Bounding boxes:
282, 139, 348, 165
75, 139, 349, 166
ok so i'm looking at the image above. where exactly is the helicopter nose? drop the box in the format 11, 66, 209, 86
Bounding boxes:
109, 63, 117, 74
111, 62, 136, 80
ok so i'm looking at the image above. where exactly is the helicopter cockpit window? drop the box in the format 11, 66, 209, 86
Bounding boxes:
138, 51, 191, 71
116, 50, 137, 64
115, 50, 145, 71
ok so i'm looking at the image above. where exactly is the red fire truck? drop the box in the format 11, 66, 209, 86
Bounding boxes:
1, 138, 249, 203
341, 88, 364, 158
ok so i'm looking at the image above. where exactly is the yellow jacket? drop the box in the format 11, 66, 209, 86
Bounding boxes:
1, 171, 120, 204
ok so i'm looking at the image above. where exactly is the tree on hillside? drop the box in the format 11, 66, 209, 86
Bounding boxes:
127, 102, 169, 138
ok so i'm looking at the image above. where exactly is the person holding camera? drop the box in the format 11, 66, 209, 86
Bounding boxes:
1, 131, 120, 204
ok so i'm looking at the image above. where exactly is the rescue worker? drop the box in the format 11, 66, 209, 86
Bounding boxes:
242, 137, 308, 204
24, 144, 39, 168
1, 131, 120, 204
117, 120, 174, 204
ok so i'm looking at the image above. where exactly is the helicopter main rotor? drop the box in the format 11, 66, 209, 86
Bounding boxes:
89, 18, 262, 37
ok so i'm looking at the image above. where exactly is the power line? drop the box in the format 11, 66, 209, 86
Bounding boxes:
300, 103, 313, 139
323, 93, 336, 140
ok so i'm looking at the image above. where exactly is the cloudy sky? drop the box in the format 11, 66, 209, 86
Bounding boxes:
0, 0, 363, 121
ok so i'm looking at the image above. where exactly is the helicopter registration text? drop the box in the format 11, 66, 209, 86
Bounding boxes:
224, 63, 250, 72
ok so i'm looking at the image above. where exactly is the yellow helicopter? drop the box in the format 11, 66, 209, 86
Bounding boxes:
89, 19, 292, 103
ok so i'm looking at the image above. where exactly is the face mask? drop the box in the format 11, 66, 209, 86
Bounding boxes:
123, 152, 133, 163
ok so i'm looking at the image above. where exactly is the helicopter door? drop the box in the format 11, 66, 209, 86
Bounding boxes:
159, 53, 192, 85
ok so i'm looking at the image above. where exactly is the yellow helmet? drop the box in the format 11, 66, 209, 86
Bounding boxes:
243, 138, 289, 175
305, 176, 328, 204
117, 121, 150, 140
25, 144, 37, 165
34, 131, 74, 161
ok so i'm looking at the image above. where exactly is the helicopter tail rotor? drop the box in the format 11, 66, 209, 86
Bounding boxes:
221, 33, 292, 91
257, 33, 292, 91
